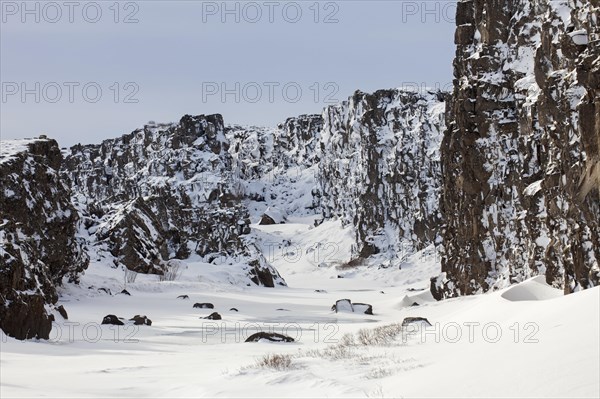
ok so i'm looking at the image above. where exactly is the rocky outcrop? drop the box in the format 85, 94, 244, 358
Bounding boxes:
63, 114, 284, 286
435, 0, 600, 298
275, 114, 324, 168
95, 197, 168, 274
0, 139, 89, 339
317, 89, 447, 264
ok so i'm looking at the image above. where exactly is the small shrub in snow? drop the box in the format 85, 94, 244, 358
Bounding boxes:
256, 353, 293, 370
366, 367, 394, 379
357, 323, 403, 346
339, 332, 355, 347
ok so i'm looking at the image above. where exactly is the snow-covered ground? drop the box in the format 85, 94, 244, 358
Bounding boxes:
1, 214, 598, 398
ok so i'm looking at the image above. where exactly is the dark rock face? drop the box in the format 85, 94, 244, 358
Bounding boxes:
0, 139, 89, 340
436, 0, 600, 298
245, 332, 294, 342
95, 197, 168, 275
63, 114, 285, 286
276, 115, 324, 168
317, 90, 447, 264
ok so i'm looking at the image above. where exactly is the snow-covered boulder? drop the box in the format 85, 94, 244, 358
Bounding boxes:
352, 303, 374, 315
259, 206, 287, 225
331, 299, 373, 314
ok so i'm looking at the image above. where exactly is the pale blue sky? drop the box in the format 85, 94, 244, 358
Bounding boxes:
1, 1, 456, 146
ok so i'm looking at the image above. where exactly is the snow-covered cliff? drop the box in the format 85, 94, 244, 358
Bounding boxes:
317, 89, 447, 266
63, 114, 285, 287
433, 0, 600, 298
0, 139, 89, 339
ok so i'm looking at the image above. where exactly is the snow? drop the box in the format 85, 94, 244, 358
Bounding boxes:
569, 29, 589, 45
1, 214, 598, 398
523, 179, 543, 196
501, 275, 563, 301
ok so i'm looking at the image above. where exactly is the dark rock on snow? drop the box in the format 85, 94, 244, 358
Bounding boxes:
130, 315, 152, 326
102, 315, 125, 326
193, 303, 214, 309
245, 332, 295, 343
203, 312, 222, 320
401, 317, 432, 327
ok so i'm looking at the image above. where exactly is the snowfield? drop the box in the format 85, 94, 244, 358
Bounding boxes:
1, 217, 598, 398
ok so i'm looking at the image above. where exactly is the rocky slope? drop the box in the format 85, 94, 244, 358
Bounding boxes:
433, 0, 600, 298
63, 115, 285, 287
226, 115, 324, 216
317, 89, 447, 266
0, 139, 89, 339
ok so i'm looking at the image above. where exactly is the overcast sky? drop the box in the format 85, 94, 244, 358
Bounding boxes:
1, 0, 457, 147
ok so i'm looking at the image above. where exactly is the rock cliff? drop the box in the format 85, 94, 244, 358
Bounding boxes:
434, 0, 600, 298
0, 139, 89, 339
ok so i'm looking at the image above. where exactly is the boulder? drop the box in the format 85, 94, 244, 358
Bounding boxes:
130, 315, 152, 326
401, 317, 432, 327
193, 303, 214, 309
352, 303, 373, 315
331, 299, 353, 313
102, 315, 125, 325
203, 312, 222, 320
177, 295, 189, 299
331, 299, 374, 315
258, 207, 286, 225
